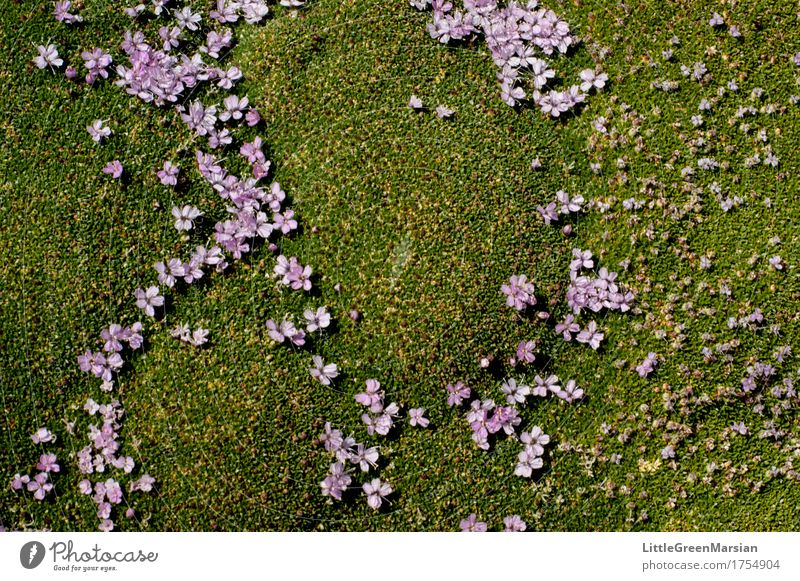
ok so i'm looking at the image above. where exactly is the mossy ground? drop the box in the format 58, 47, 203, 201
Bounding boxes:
1, 0, 799, 531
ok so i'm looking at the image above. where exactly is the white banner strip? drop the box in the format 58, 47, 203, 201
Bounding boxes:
1, 532, 797, 580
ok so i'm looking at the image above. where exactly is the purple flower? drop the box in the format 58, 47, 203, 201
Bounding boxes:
310, 356, 339, 385
303, 306, 331, 332
555, 314, 580, 341
516, 426, 549, 477
274, 255, 312, 291
246, 108, 262, 127
487, 405, 520, 436
363, 402, 399, 437
320, 462, 351, 501
172, 205, 202, 231
576, 321, 604, 350
709, 12, 724, 27
215, 66, 243, 90
515, 447, 544, 477
27, 473, 53, 500
87, 120, 111, 143
201, 28, 233, 58
537, 201, 559, 225
159, 26, 182, 52
319, 422, 344, 453
210, 0, 239, 23
273, 210, 298, 235
515, 340, 536, 364
435, 104, 454, 118
242, 1, 269, 23
459, 513, 487, 532
219, 95, 249, 123
578, 69, 608, 92
556, 191, 584, 215
54, 1, 83, 23
36, 453, 60, 473
134, 286, 164, 317
155, 258, 185, 288
129, 474, 155, 493
409, 94, 424, 109
635, 352, 658, 378
556, 379, 584, 403
445, 380, 470, 407
501, 378, 530, 405
102, 160, 123, 179
348, 444, 379, 472
522, 426, 550, 453
81, 48, 112, 84
175, 6, 202, 30
31, 427, 55, 444
158, 161, 179, 187
409, 407, 429, 428
10, 473, 30, 491
501, 274, 536, 311
768, 255, 784, 270
363, 478, 392, 510
34, 44, 63, 69
503, 515, 527, 532
532, 374, 559, 397
570, 248, 594, 271
355, 379, 384, 413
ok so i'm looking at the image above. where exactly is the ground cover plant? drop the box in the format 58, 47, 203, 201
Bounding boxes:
1, 0, 799, 531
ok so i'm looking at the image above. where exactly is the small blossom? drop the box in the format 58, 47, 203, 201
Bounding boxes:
409, 407, 429, 428
87, 120, 111, 143
102, 160, 123, 179
459, 513, 487, 532
446, 381, 470, 407
34, 44, 63, 69
31, 427, 55, 445
303, 307, 330, 332
158, 161, 179, 187
503, 515, 527, 532
435, 105, 454, 118
172, 205, 202, 231
310, 356, 338, 386
362, 478, 392, 510
134, 286, 164, 317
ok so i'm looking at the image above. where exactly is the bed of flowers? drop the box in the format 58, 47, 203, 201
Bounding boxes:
2, 0, 799, 532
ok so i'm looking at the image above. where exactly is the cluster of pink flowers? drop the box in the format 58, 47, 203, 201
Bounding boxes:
466, 398, 519, 449
274, 255, 312, 291
459, 513, 527, 531
30, 1, 312, 530
76, 397, 155, 531
635, 352, 658, 378
170, 323, 209, 347
356, 380, 401, 437
10, 428, 60, 501
78, 323, 144, 392
514, 426, 549, 477
266, 306, 332, 355
566, 248, 634, 316
318, 423, 391, 510
414, 1, 606, 113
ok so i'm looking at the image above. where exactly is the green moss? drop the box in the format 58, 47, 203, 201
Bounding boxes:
1, 0, 799, 531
